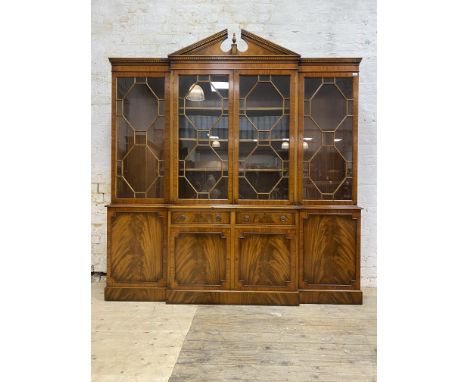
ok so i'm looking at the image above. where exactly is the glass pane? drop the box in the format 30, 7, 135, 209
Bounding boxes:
239, 178, 257, 199
238, 75, 290, 200
334, 177, 352, 200
303, 77, 353, 200
116, 77, 165, 198
178, 75, 229, 200
335, 78, 353, 99
123, 83, 158, 130
117, 78, 134, 99
122, 145, 159, 194
310, 84, 347, 131
303, 177, 322, 200
309, 146, 347, 194
147, 77, 165, 99
334, 116, 353, 162
304, 77, 321, 99
303, 117, 322, 160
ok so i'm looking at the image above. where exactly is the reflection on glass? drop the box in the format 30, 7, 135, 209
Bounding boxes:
178, 75, 229, 200
303, 77, 353, 200
186, 84, 205, 101
116, 77, 165, 198
238, 75, 290, 200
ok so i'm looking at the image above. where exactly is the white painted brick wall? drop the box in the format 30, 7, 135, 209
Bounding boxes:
91, 0, 377, 287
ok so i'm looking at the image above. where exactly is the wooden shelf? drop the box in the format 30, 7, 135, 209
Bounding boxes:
179, 106, 224, 110
181, 168, 285, 173
179, 138, 229, 142
182, 168, 225, 172
179, 138, 287, 143
240, 169, 284, 172
242, 107, 285, 111
178, 107, 284, 111
238, 139, 289, 142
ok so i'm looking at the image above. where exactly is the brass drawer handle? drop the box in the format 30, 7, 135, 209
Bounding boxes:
243, 215, 250, 223
215, 214, 222, 223
280, 215, 287, 223
177, 214, 186, 222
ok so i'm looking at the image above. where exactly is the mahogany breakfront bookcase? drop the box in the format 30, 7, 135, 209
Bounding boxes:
105, 30, 362, 305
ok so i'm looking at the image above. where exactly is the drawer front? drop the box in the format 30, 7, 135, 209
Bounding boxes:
236, 211, 295, 225
172, 211, 230, 224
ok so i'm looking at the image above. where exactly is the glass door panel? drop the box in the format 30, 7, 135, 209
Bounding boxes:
303, 77, 354, 201
178, 75, 229, 200
238, 75, 290, 200
115, 77, 165, 198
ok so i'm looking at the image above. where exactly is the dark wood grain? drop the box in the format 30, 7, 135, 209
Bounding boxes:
301, 213, 357, 287
172, 211, 230, 224
166, 290, 299, 305
105, 286, 166, 301
299, 290, 362, 304
235, 229, 296, 290
109, 212, 165, 284
171, 229, 230, 289
236, 211, 295, 225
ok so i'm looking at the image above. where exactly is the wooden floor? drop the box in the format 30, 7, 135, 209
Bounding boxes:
92, 282, 376, 382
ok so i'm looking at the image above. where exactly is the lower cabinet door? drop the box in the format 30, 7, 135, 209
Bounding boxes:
108, 211, 166, 285
234, 228, 296, 291
170, 227, 230, 290
300, 212, 359, 288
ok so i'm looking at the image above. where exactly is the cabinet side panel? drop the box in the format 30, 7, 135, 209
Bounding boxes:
110, 212, 164, 283
302, 214, 356, 286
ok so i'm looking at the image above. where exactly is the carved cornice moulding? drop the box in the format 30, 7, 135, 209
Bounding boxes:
109, 29, 361, 66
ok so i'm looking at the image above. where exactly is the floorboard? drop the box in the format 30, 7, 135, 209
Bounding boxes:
91, 282, 376, 382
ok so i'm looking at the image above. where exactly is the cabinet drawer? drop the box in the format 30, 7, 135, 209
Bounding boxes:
172, 211, 230, 224
236, 211, 295, 225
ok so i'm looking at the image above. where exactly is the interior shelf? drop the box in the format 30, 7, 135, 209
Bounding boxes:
240, 169, 285, 172
179, 106, 224, 110
182, 168, 225, 172
179, 138, 229, 142
178, 138, 289, 143
179, 107, 284, 111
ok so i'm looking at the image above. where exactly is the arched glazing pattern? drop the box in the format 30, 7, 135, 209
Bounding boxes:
303, 77, 354, 200
116, 77, 165, 198
238, 75, 290, 200
178, 75, 229, 199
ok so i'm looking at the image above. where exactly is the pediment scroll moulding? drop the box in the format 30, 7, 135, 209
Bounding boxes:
168, 29, 301, 62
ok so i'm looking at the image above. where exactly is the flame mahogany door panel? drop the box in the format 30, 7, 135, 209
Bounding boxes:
234, 228, 296, 291
169, 227, 231, 290
300, 212, 360, 289
108, 211, 166, 286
